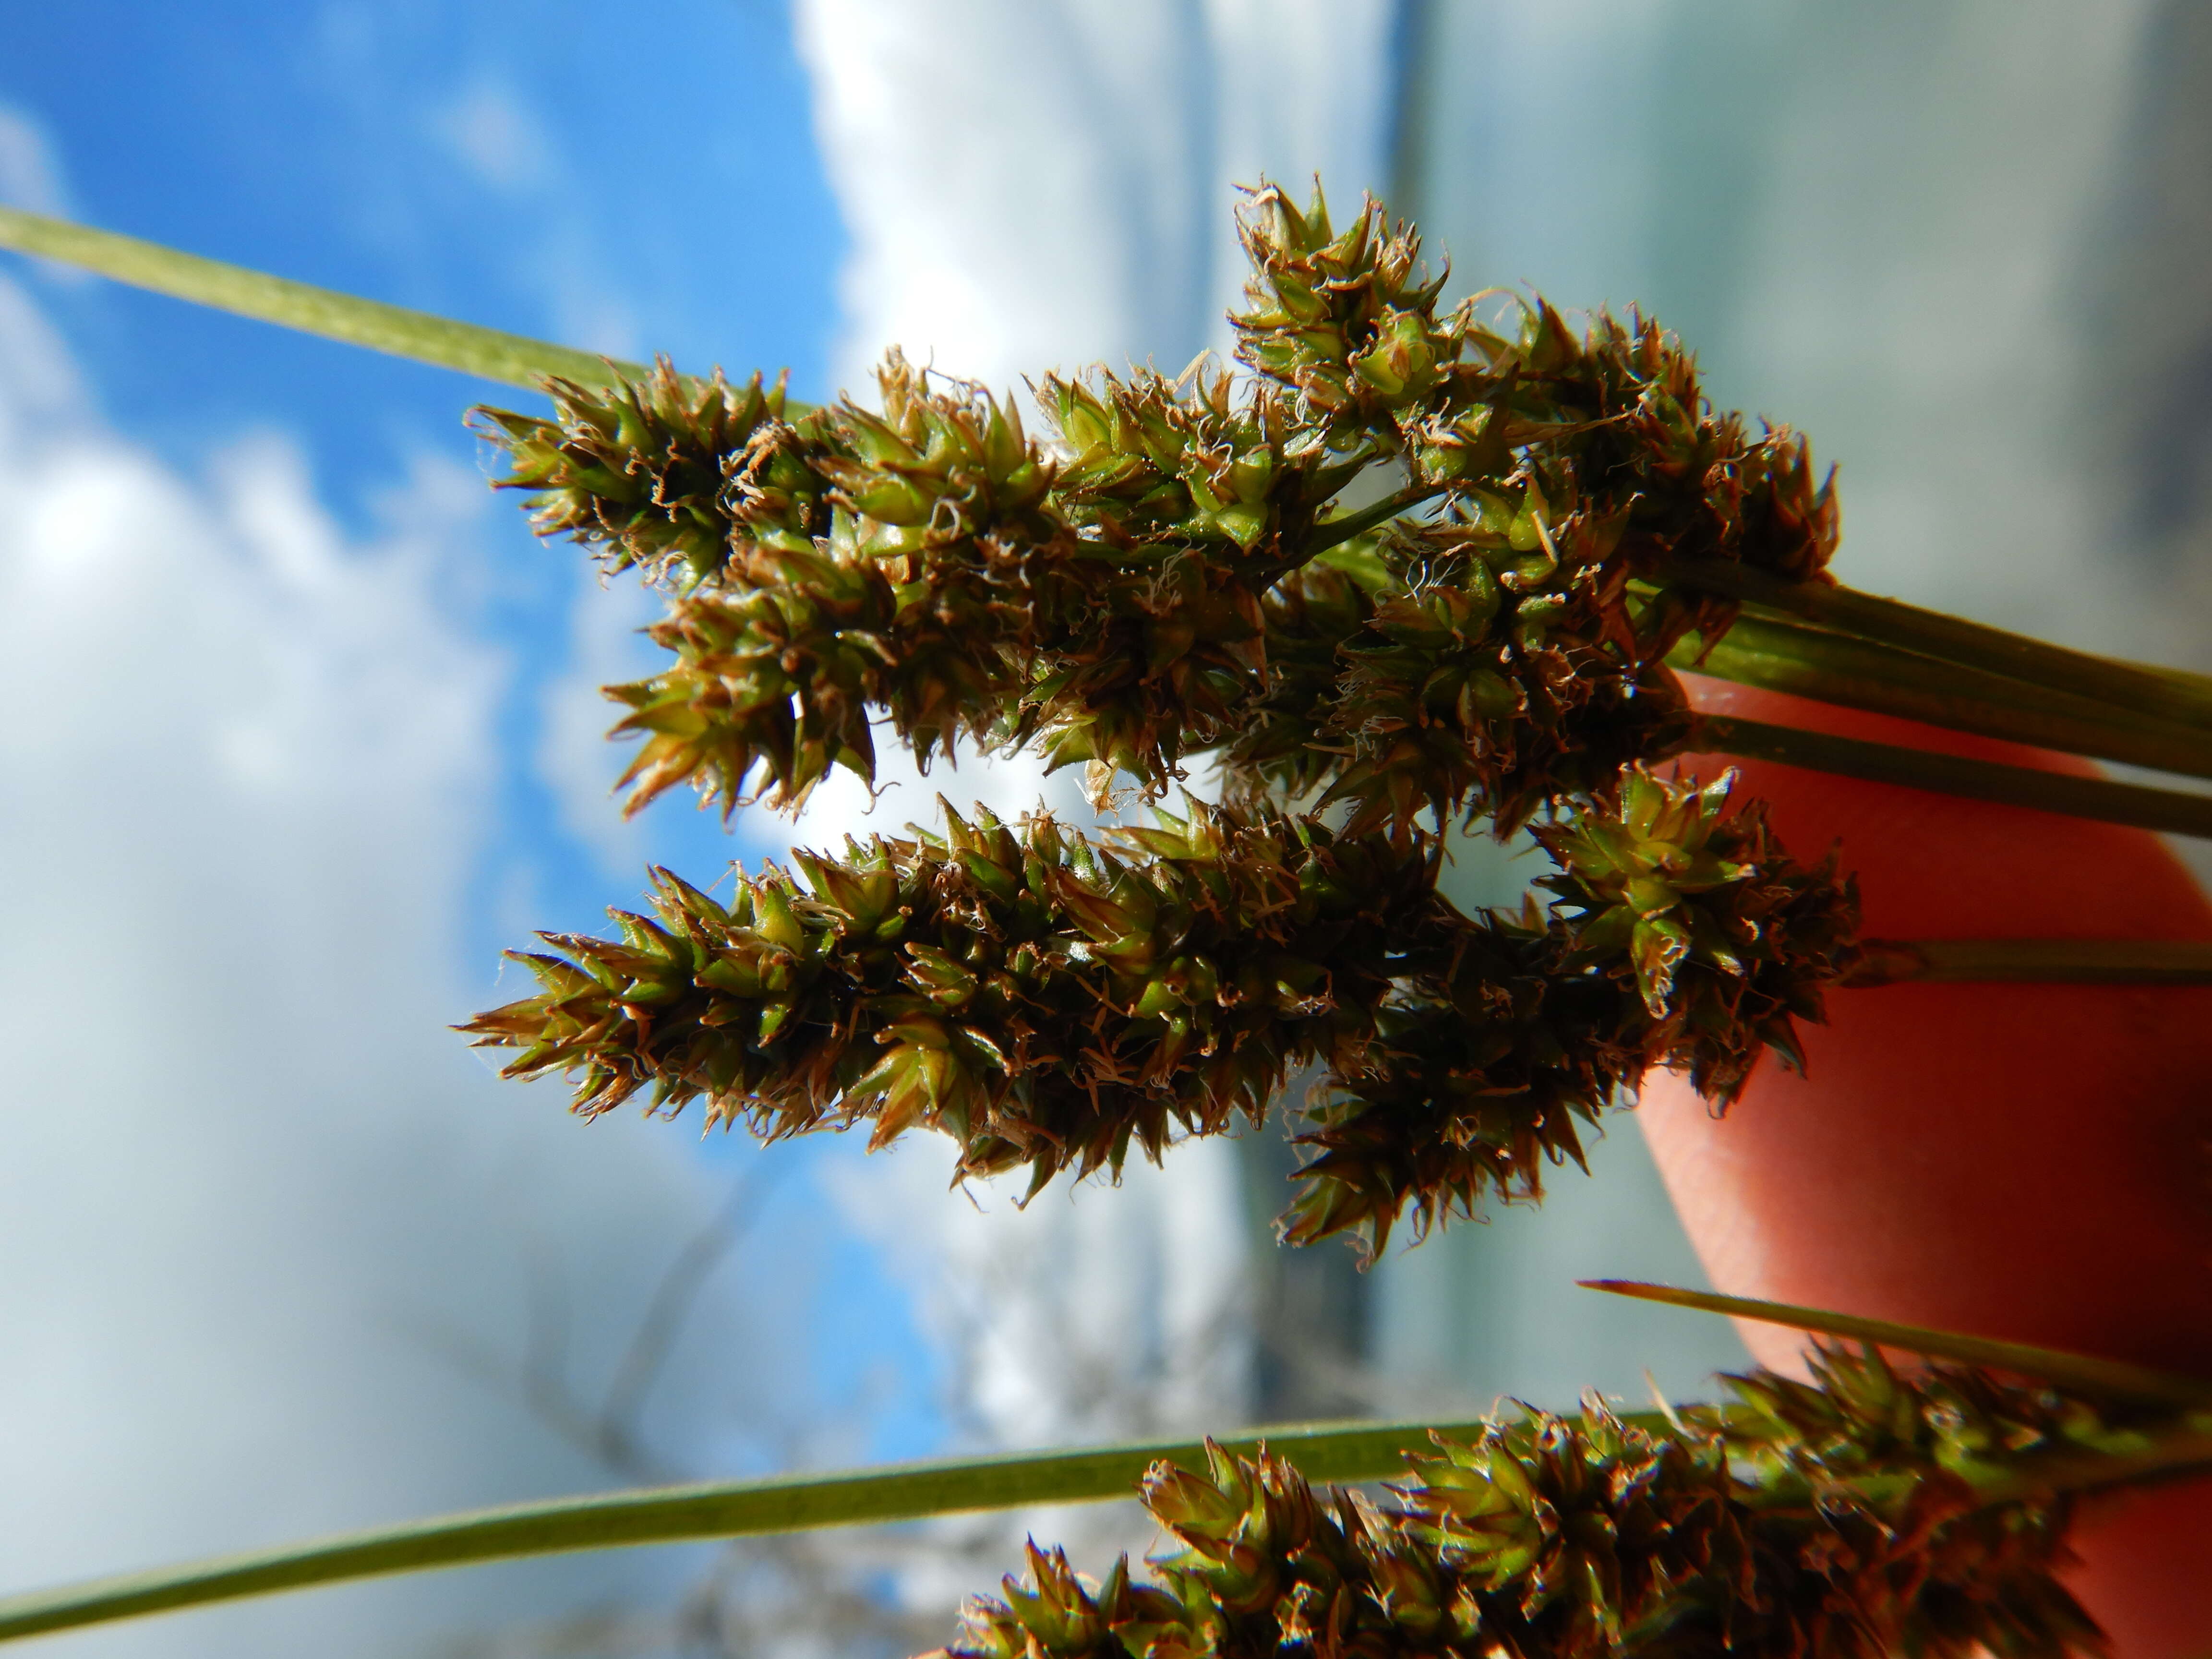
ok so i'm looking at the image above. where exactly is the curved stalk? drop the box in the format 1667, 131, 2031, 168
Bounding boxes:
1306, 481, 1447, 553
1580, 1281, 2212, 1406
1693, 714, 2212, 840
0, 205, 640, 392
1588, 1284, 2212, 1500
0, 1416, 1487, 1647
1659, 559, 2212, 734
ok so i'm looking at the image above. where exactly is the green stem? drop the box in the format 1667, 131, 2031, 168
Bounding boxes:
1658, 559, 2212, 734
7, 1282, 2207, 1651
0, 1416, 1487, 1646
0, 205, 641, 392
1845, 938, 2212, 986
1580, 1282, 2212, 1406
1306, 481, 1446, 553
1971, 1429, 2212, 1505
1694, 714, 2212, 840
1670, 608, 2212, 782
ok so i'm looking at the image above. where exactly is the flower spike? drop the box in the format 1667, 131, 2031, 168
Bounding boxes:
936, 1340, 2142, 1659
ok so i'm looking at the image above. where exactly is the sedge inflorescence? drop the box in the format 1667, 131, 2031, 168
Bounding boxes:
463, 772, 1857, 1257
471, 181, 1833, 831
936, 1343, 2169, 1659
464, 179, 1863, 1252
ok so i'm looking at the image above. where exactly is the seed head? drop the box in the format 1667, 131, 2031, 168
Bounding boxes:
934, 1346, 2131, 1659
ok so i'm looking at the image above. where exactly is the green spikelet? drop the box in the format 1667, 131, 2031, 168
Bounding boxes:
459, 800, 1452, 1196
476, 215, 1842, 833
1229, 180, 1465, 442
606, 547, 899, 814
1534, 766, 1862, 1102
1277, 905, 1636, 1258
1299, 517, 1693, 838
474, 359, 797, 587
1283, 768, 1861, 1256
590, 353, 1071, 810
1214, 557, 1382, 811
1016, 364, 1328, 788
464, 773, 1861, 1245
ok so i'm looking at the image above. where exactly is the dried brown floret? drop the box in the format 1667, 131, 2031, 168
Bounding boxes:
1278, 909, 1638, 1258
1284, 769, 1863, 1256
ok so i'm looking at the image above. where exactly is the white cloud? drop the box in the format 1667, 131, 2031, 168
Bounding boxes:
794, 0, 1395, 398
0, 102, 75, 219
435, 80, 553, 195
830, 1142, 1253, 1453
0, 104, 95, 293
0, 274, 795, 1659
823, 1137, 1254, 1625
779, 733, 1092, 855
535, 571, 661, 875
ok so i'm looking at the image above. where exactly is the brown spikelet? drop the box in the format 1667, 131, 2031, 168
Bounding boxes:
939, 1344, 2122, 1659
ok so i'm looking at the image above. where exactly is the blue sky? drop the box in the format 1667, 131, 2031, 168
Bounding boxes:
0, 9, 972, 1656
1, 0, 846, 936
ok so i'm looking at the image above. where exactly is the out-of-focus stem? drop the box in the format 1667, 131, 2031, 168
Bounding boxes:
1583, 1281, 2212, 1405
1663, 562, 2212, 730
1670, 609, 2212, 781
1844, 938, 2212, 986
0, 204, 641, 392
1692, 715, 2212, 840
1658, 560, 2212, 734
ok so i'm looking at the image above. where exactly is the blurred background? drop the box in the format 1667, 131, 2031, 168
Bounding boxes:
1, 2, 2207, 1658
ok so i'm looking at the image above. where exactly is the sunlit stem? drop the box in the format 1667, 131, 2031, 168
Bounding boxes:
1668, 609, 2212, 782
0, 205, 641, 393
1658, 559, 2212, 735
1582, 1282, 2212, 1406
0, 1417, 1490, 1646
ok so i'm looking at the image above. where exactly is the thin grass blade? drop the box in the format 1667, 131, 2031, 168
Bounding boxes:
0, 1416, 1487, 1645
1850, 938, 2212, 985
1582, 1280, 2212, 1405
1971, 1429, 2212, 1504
0, 204, 639, 391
